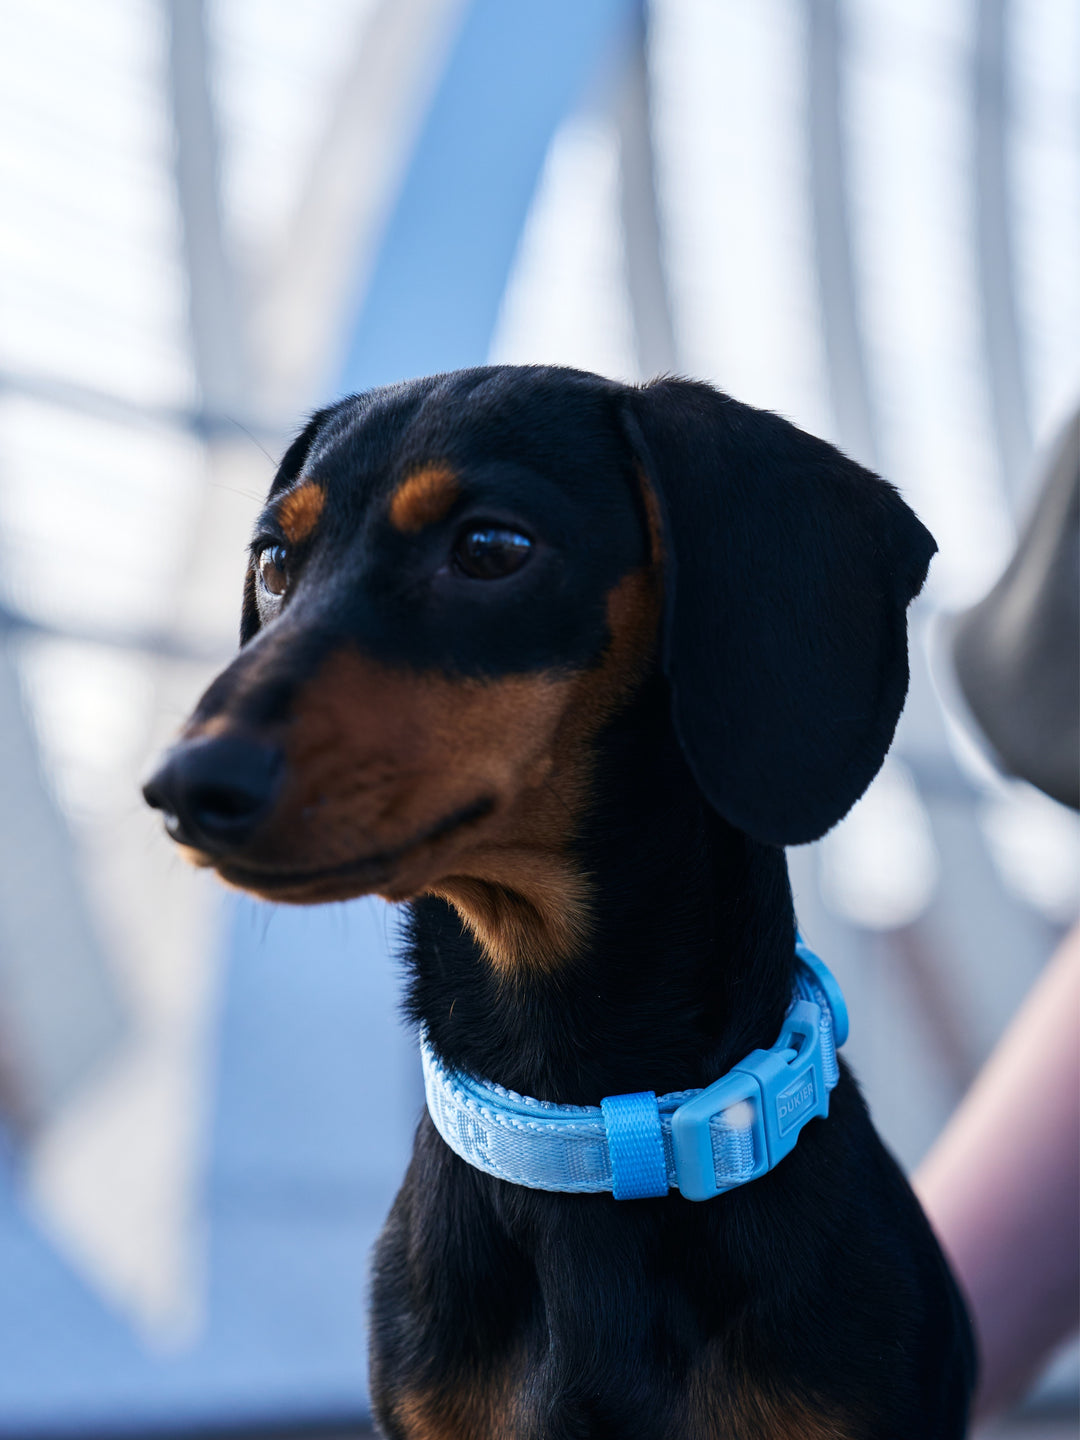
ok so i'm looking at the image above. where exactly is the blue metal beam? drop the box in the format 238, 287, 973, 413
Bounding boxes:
340, 0, 636, 392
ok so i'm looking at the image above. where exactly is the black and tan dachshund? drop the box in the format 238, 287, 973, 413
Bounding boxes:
145, 367, 975, 1438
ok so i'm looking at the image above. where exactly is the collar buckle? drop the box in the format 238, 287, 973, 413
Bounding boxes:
671, 997, 832, 1201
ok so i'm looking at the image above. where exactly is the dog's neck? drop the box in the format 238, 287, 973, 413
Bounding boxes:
406, 678, 797, 1104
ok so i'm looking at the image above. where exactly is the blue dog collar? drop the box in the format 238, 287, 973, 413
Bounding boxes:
421, 937, 847, 1202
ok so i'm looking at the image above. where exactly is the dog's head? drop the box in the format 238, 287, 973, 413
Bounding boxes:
144, 367, 934, 968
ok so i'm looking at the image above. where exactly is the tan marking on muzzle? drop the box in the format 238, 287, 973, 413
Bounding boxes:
432, 564, 661, 974
179, 564, 661, 975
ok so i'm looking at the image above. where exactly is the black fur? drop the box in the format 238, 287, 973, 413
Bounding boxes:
150, 366, 975, 1437
623, 381, 937, 846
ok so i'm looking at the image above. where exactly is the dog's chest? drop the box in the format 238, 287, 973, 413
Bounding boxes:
371, 1222, 862, 1439
378, 1367, 858, 1440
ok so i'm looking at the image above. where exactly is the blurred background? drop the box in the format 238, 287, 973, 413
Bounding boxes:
0, 0, 1076, 1434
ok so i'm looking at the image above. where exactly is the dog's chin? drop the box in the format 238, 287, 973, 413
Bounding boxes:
176, 843, 216, 870
175, 795, 497, 907
213, 853, 448, 906
215, 865, 400, 907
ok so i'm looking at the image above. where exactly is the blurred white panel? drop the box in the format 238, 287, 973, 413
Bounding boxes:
254, 0, 470, 414
1010, 0, 1080, 459
209, 0, 380, 274
28, 1024, 213, 1346
818, 757, 939, 930
0, 397, 203, 635
0, 0, 193, 410
980, 785, 1080, 925
649, 0, 832, 439
0, 640, 124, 1130
169, 441, 272, 655
845, 0, 1013, 607
15, 632, 223, 1340
0, 291, 192, 418
26, 817, 221, 1342
489, 115, 636, 380
16, 639, 155, 826
789, 841, 961, 1168
848, 936, 961, 1167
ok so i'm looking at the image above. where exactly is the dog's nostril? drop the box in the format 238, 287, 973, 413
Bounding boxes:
142, 776, 169, 813
143, 735, 284, 851
188, 779, 266, 824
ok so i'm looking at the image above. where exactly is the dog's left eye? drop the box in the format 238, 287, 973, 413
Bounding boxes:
257, 543, 289, 596
452, 527, 533, 580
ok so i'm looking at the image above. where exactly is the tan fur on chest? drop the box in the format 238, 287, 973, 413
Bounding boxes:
390, 1376, 520, 1440
676, 1364, 858, 1440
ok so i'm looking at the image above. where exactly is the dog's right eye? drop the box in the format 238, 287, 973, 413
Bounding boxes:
452, 526, 533, 581
257, 544, 289, 596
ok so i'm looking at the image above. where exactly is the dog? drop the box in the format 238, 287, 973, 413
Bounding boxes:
144, 367, 976, 1438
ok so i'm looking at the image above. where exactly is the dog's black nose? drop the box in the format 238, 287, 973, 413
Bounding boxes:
143, 735, 284, 851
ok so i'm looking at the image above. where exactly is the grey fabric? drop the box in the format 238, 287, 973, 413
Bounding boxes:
954, 408, 1080, 808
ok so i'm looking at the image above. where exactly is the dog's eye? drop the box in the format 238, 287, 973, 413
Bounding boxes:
452, 527, 532, 580
257, 543, 289, 596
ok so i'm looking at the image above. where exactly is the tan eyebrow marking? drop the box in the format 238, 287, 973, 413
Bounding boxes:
278, 481, 326, 544
388, 464, 459, 533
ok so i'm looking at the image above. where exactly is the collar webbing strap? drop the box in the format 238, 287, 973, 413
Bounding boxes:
421, 938, 847, 1202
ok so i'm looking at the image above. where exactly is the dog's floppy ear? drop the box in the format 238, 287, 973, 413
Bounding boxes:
240, 408, 332, 646
621, 379, 936, 845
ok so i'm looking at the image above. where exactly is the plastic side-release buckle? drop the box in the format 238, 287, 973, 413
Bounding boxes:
671, 999, 830, 1202
733, 999, 830, 1174
670, 1068, 766, 1202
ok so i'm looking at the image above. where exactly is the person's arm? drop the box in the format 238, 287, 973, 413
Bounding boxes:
914, 922, 1080, 1420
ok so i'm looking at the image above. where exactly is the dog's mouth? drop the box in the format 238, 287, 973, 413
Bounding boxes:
210, 795, 495, 900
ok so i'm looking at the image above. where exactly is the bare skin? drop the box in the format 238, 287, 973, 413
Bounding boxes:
915, 922, 1080, 1420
